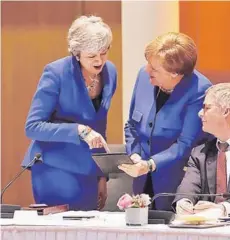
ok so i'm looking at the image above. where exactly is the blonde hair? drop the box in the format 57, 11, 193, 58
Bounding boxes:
145, 32, 197, 75
206, 83, 230, 110
68, 15, 112, 56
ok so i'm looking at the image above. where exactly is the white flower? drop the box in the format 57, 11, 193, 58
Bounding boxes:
140, 194, 151, 206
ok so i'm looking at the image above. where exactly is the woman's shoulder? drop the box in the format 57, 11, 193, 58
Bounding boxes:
190, 70, 212, 86
45, 56, 72, 69
41, 56, 74, 79
184, 70, 212, 95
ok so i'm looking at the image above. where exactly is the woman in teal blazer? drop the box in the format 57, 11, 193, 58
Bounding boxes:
119, 32, 212, 210
22, 16, 117, 210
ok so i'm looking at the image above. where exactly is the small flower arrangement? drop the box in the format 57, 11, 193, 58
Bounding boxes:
117, 193, 151, 210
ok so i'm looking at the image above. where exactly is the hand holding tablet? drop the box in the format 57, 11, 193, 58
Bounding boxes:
92, 153, 133, 174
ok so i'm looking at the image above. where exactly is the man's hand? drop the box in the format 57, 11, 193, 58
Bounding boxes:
176, 198, 194, 215
97, 177, 107, 210
193, 201, 217, 212
193, 201, 226, 217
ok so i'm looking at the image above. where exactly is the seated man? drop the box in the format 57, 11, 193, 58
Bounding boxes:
173, 83, 230, 217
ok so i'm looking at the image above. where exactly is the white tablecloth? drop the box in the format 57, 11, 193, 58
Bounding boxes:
1, 211, 230, 240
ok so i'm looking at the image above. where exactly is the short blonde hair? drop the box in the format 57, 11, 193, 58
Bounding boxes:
68, 15, 112, 56
145, 32, 197, 75
206, 83, 230, 110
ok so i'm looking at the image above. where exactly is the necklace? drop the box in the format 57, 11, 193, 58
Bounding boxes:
86, 75, 99, 92
159, 86, 174, 94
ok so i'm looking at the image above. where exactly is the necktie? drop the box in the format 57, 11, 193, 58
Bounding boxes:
215, 142, 228, 203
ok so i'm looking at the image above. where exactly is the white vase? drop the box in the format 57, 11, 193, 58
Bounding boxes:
125, 207, 148, 226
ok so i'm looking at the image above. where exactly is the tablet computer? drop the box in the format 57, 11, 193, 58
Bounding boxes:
92, 152, 133, 174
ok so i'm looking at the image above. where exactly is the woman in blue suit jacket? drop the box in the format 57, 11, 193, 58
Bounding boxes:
119, 32, 212, 210
22, 16, 117, 210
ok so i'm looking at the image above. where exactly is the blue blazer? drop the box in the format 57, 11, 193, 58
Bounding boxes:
125, 67, 212, 209
22, 56, 117, 176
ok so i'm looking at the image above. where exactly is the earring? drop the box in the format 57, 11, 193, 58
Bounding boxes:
171, 73, 178, 78
224, 108, 230, 116
76, 56, 80, 61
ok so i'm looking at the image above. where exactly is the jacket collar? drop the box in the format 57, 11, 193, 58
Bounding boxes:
201, 137, 218, 157
70, 55, 113, 115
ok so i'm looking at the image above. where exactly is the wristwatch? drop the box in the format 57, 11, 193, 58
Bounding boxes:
147, 159, 155, 172
79, 126, 92, 140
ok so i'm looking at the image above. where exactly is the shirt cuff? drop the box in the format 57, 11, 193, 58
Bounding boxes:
217, 138, 230, 146
226, 138, 230, 146
219, 201, 230, 216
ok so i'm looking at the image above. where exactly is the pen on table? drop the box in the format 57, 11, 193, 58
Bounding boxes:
63, 217, 83, 220
63, 217, 93, 220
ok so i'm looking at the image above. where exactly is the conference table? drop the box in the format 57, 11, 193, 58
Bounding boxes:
1, 211, 230, 240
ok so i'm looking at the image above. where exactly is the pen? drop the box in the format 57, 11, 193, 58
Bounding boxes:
63, 216, 95, 220
63, 217, 84, 220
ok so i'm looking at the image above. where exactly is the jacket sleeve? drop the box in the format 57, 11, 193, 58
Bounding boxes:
151, 89, 207, 171
172, 150, 202, 210
112, 70, 117, 97
25, 65, 81, 144
124, 71, 142, 156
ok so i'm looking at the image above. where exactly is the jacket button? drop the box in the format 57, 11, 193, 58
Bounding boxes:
147, 140, 150, 145
149, 122, 153, 128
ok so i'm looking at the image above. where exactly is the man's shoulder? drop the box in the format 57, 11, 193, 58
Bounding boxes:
192, 137, 217, 157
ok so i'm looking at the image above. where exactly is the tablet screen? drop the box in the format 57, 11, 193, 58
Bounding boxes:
92, 153, 133, 174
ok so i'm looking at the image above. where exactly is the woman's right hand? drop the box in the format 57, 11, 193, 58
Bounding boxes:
78, 125, 110, 152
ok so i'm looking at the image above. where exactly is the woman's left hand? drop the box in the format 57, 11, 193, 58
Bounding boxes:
97, 177, 107, 210
118, 159, 149, 177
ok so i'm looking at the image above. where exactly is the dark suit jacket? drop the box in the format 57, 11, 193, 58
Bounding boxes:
172, 138, 230, 209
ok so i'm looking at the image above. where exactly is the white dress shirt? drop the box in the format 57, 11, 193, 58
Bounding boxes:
217, 139, 230, 184
226, 148, 230, 184
217, 138, 230, 215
